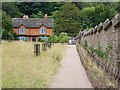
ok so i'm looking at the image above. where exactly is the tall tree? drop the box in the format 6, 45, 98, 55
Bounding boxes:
2, 11, 18, 40
30, 11, 44, 18
16, 2, 65, 16
115, 1, 120, 12
79, 7, 95, 30
2, 2, 23, 18
53, 3, 81, 37
92, 4, 117, 26
16, 2, 42, 16
79, 3, 117, 30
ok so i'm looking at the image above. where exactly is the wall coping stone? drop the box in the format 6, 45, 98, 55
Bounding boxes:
103, 18, 112, 30
93, 25, 98, 33
97, 23, 103, 32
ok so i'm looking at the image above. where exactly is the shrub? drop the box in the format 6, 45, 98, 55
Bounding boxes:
89, 46, 95, 55
59, 32, 68, 43
95, 44, 108, 59
38, 37, 41, 42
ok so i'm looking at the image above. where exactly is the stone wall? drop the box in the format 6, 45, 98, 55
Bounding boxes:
75, 13, 120, 88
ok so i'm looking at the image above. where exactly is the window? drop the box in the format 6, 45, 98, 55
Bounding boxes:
18, 36, 26, 41
40, 28, 46, 34
41, 36, 48, 41
19, 28, 26, 34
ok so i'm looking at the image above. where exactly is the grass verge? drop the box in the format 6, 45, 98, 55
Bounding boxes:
2, 41, 67, 88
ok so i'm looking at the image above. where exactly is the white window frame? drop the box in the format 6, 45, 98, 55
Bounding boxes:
18, 36, 26, 41
19, 28, 26, 34
40, 28, 46, 34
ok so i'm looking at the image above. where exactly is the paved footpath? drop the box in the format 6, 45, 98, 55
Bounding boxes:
50, 45, 93, 88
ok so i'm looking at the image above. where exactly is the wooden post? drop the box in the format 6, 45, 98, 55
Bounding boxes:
42, 42, 47, 51
34, 43, 40, 56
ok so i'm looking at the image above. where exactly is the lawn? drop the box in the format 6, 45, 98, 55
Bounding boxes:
2, 41, 67, 88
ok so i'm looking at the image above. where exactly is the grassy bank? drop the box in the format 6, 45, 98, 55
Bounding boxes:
2, 41, 67, 88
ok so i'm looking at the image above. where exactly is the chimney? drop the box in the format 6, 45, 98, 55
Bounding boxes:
44, 14, 48, 19
23, 15, 29, 19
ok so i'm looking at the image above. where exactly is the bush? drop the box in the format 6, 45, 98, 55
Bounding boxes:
89, 46, 95, 55
47, 34, 58, 43
46, 32, 68, 43
59, 36, 68, 43
38, 37, 41, 42
58, 32, 68, 43
95, 44, 108, 59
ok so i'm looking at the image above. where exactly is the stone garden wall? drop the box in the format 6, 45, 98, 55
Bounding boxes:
75, 13, 120, 88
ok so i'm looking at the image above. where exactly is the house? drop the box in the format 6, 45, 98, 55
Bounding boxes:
12, 14, 54, 41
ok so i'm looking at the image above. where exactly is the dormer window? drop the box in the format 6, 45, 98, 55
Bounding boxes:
40, 28, 46, 34
19, 28, 26, 34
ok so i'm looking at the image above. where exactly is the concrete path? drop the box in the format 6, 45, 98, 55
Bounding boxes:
50, 45, 93, 88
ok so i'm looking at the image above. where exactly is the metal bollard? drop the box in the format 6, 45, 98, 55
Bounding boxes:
34, 43, 40, 56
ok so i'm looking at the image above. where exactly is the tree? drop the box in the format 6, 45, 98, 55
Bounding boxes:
16, 2, 42, 16
92, 4, 117, 26
2, 11, 12, 32
2, 2, 23, 18
2, 11, 18, 40
16, 2, 64, 16
79, 7, 95, 30
115, 1, 120, 12
30, 11, 44, 18
52, 3, 81, 37
79, 3, 117, 30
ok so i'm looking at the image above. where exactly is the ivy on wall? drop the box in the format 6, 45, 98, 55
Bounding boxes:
82, 40, 113, 59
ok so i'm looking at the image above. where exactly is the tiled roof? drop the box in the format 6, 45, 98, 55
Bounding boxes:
12, 18, 54, 28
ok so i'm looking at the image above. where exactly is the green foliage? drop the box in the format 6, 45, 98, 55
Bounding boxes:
0, 29, 4, 38
115, 1, 120, 12
89, 46, 95, 55
2, 2, 23, 18
92, 4, 117, 26
79, 7, 95, 29
106, 43, 112, 53
2, 2, 119, 41
16, 2, 64, 16
84, 40, 88, 47
84, 42, 113, 59
79, 4, 117, 30
38, 37, 42, 42
52, 3, 81, 36
48, 34, 59, 43
16, 2, 42, 16
30, 11, 44, 18
95, 48, 108, 59
2, 11, 18, 40
58, 32, 68, 43
95, 43, 108, 59
47, 32, 68, 43
2, 11, 12, 32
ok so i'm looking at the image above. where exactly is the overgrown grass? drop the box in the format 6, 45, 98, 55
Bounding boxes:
2, 41, 67, 88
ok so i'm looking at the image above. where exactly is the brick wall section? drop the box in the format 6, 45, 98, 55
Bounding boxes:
13, 25, 53, 36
